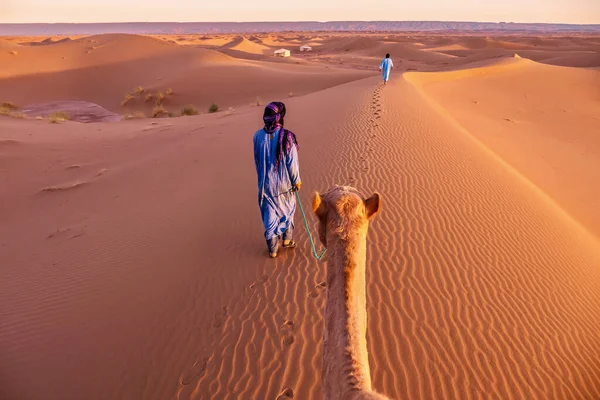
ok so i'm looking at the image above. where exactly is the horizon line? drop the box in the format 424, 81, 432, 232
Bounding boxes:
2, 20, 599, 26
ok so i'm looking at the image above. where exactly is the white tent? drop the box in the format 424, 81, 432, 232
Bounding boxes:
300, 45, 312, 52
274, 48, 291, 57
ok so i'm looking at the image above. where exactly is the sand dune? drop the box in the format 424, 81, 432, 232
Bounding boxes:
221, 36, 272, 55
0, 33, 231, 78
1, 32, 600, 400
406, 56, 600, 238
0, 38, 20, 50
0, 34, 371, 113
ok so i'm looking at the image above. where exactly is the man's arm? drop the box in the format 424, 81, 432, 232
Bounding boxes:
285, 144, 301, 189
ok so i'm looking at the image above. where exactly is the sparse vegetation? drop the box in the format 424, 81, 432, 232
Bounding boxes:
209, 103, 219, 113
135, 86, 145, 95
121, 93, 135, 107
152, 106, 169, 118
0, 102, 24, 118
156, 92, 165, 106
1, 102, 18, 112
145, 93, 154, 103
49, 112, 71, 123
181, 105, 199, 116
124, 112, 146, 120
166, 88, 174, 96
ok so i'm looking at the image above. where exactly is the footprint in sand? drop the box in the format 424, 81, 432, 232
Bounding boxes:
276, 388, 294, 399
280, 320, 295, 346
181, 357, 209, 386
212, 306, 228, 328
249, 275, 269, 291
308, 281, 327, 298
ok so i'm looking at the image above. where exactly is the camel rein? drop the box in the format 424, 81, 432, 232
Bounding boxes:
289, 188, 327, 261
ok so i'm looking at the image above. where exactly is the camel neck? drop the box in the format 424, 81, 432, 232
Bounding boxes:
323, 231, 372, 398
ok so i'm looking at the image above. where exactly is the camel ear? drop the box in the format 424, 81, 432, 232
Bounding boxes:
312, 192, 327, 219
364, 193, 380, 219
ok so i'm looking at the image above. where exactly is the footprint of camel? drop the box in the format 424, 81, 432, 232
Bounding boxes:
276, 388, 295, 399
213, 306, 228, 328
309, 281, 327, 298
249, 274, 269, 291
181, 357, 209, 386
280, 320, 295, 346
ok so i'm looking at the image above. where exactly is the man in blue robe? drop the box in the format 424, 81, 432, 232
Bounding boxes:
253, 102, 302, 258
379, 53, 394, 84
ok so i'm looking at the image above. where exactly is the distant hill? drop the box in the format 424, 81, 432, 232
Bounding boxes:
1, 21, 599, 36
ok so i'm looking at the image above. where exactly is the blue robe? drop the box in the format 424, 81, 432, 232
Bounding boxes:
253, 127, 301, 241
379, 58, 394, 82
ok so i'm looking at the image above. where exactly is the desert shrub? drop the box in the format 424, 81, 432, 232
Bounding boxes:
145, 93, 154, 103
135, 86, 145, 95
181, 105, 199, 116
208, 103, 219, 113
49, 112, 70, 123
166, 88, 174, 95
121, 93, 135, 107
1, 102, 19, 116
152, 106, 168, 118
1, 102, 18, 111
156, 92, 165, 106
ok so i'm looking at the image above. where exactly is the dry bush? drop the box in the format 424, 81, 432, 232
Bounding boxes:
1, 102, 18, 111
181, 105, 199, 116
152, 106, 169, 118
49, 112, 71, 123
156, 92, 165, 106
145, 93, 154, 103
135, 86, 145, 95
121, 93, 135, 107
208, 103, 219, 113
166, 88, 174, 95
0, 102, 24, 118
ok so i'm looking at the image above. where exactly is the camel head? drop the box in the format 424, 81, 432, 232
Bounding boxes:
311, 185, 380, 247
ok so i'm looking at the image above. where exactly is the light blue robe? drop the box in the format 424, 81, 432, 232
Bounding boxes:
379, 58, 394, 82
253, 127, 301, 241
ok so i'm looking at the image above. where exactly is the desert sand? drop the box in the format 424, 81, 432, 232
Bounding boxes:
1, 32, 600, 400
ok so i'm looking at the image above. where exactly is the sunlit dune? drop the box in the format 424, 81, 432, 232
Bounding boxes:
1, 31, 599, 400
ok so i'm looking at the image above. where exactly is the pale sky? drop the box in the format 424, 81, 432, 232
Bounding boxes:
1, 0, 599, 24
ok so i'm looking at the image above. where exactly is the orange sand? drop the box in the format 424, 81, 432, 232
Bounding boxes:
1, 32, 600, 400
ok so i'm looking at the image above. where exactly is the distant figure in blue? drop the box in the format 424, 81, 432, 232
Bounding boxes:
253, 101, 302, 258
379, 53, 394, 84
